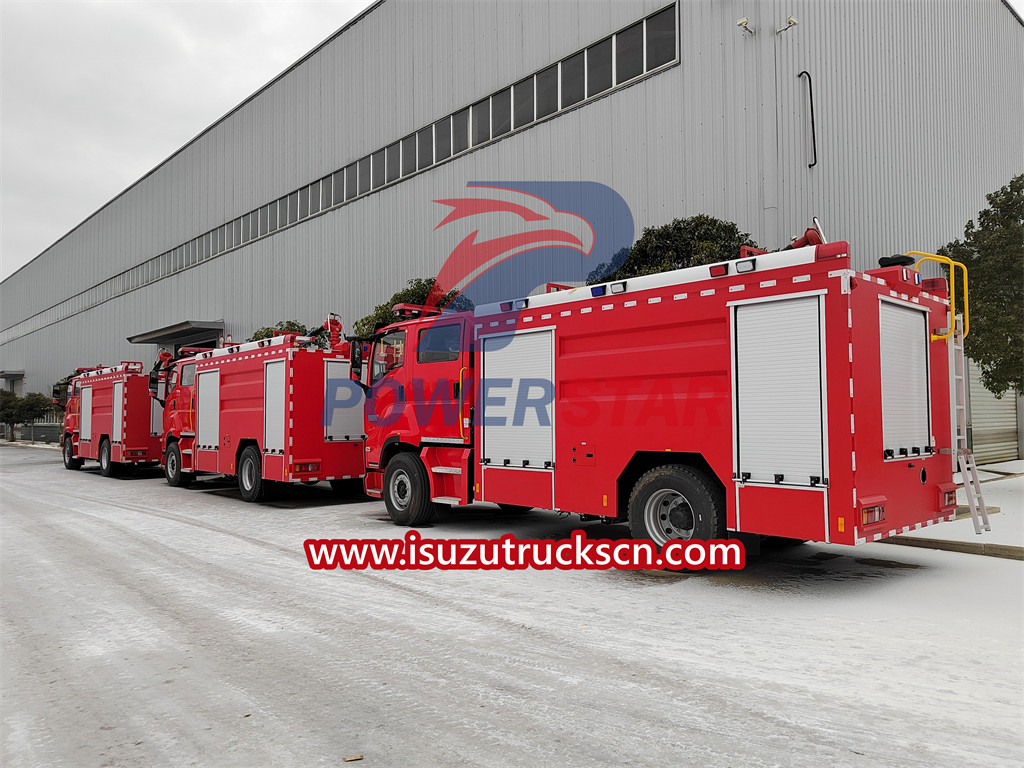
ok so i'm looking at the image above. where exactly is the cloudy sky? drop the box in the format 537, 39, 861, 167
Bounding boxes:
0, 0, 373, 281
2, 0, 1022, 282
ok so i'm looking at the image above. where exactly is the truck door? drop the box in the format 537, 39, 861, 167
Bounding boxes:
411, 318, 470, 444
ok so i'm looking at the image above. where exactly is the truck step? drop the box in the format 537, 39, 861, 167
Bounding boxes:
431, 496, 462, 505
430, 466, 462, 475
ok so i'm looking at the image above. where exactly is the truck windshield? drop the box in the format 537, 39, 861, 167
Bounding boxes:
371, 330, 406, 384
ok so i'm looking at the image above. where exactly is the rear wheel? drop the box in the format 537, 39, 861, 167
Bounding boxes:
238, 445, 266, 502
165, 442, 192, 487
62, 436, 83, 470
99, 438, 119, 477
628, 465, 724, 547
383, 453, 436, 526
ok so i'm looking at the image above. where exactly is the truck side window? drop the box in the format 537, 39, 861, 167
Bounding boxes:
417, 323, 461, 363
72, 382, 80, 397
371, 330, 406, 384
180, 364, 196, 387
166, 369, 178, 391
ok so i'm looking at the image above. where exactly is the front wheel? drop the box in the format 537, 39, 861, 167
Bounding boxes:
165, 442, 193, 487
99, 438, 119, 477
383, 453, 437, 526
628, 465, 724, 547
237, 445, 266, 503
62, 436, 83, 470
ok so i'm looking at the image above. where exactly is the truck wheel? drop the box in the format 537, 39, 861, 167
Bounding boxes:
330, 478, 365, 498
238, 445, 266, 503
383, 453, 437, 526
165, 442, 192, 487
99, 439, 120, 477
63, 436, 83, 470
628, 465, 724, 547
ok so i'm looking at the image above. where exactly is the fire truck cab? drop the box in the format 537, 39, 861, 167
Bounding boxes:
360, 240, 963, 548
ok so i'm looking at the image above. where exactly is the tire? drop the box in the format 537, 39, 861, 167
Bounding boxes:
237, 445, 266, 503
628, 465, 725, 547
62, 436, 83, 470
383, 453, 437, 526
165, 442, 192, 487
330, 478, 365, 498
99, 438, 119, 477
497, 504, 532, 515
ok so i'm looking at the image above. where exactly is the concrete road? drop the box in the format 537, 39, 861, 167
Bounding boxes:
2, 446, 1021, 767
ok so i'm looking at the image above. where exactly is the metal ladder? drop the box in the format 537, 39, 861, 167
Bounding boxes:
951, 323, 990, 534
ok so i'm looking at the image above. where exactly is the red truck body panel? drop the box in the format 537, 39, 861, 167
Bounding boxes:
364, 242, 958, 545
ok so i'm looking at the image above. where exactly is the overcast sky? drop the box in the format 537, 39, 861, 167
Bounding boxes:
2, 0, 1022, 282
0, 0, 374, 282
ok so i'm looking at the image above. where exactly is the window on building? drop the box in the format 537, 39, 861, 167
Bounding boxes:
224, 222, 235, 250
277, 198, 288, 228
358, 157, 371, 194
513, 76, 534, 129
401, 135, 416, 176
417, 126, 433, 170
309, 180, 322, 214
267, 201, 278, 232
259, 205, 269, 236
491, 88, 512, 137
587, 38, 612, 96
241, 214, 251, 243
561, 51, 585, 108
287, 191, 299, 223
386, 142, 401, 182
435, 116, 451, 162
371, 150, 386, 189
616, 20, 644, 83
646, 6, 676, 70
298, 185, 310, 218
452, 107, 470, 154
322, 174, 334, 208
471, 99, 490, 145
333, 169, 345, 202
536, 64, 558, 118
345, 163, 358, 200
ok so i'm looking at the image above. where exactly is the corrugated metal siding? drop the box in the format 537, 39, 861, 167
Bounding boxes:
2, 0, 1022, 394
968, 359, 1020, 463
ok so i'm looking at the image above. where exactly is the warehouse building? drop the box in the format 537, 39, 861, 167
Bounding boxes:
1, 0, 1022, 458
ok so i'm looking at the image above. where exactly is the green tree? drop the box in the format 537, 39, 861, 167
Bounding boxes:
939, 174, 1023, 396
0, 390, 19, 439
588, 214, 759, 283
353, 277, 474, 337
246, 320, 309, 342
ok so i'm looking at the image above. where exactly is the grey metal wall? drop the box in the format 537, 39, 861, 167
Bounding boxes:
2, 0, 1022, 399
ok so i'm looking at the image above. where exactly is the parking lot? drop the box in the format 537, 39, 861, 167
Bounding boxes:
2, 445, 1022, 767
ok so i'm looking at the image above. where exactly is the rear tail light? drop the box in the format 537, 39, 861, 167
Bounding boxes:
709, 264, 728, 277
126, 449, 147, 458
294, 462, 320, 473
943, 490, 957, 507
862, 505, 886, 525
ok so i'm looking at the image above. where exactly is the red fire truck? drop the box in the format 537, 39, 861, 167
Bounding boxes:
356, 237, 965, 547
156, 320, 366, 501
58, 362, 165, 475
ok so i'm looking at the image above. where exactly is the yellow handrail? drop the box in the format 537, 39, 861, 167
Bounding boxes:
457, 366, 469, 440
907, 251, 969, 341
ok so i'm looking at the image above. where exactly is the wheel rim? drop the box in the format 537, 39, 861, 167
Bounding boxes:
100, 444, 109, 469
643, 488, 696, 545
168, 450, 178, 477
65, 441, 72, 464
388, 469, 412, 511
241, 458, 256, 491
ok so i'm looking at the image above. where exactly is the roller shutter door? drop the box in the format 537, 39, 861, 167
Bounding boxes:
879, 302, 931, 457
196, 370, 220, 450
324, 360, 365, 441
264, 361, 286, 453
80, 386, 92, 441
481, 330, 553, 468
112, 381, 123, 443
735, 296, 824, 486
968, 360, 1019, 463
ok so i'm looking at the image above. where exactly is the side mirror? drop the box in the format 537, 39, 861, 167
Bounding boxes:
148, 370, 160, 396
350, 341, 364, 381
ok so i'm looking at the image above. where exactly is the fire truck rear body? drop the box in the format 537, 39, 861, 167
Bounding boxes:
363, 241, 958, 546
161, 333, 364, 498
61, 362, 164, 473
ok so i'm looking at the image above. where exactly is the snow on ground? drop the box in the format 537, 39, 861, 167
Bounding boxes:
2, 446, 1022, 768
